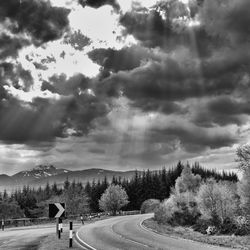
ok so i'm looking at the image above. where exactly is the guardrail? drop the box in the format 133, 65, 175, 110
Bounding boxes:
1, 210, 141, 228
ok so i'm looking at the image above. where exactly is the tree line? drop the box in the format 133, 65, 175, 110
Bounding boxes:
0, 161, 238, 219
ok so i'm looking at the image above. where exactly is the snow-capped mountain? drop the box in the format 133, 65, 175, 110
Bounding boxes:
0, 166, 137, 192
12, 165, 70, 180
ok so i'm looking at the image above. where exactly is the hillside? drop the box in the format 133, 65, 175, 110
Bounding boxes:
0, 166, 137, 192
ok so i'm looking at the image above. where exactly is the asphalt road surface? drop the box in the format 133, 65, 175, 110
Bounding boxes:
0, 224, 55, 250
76, 214, 235, 250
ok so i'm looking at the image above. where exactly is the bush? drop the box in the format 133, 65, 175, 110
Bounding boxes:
234, 216, 250, 236
193, 218, 211, 234
154, 203, 169, 224
219, 217, 237, 235
141, 199, 160, 214
154, 192, 200, 226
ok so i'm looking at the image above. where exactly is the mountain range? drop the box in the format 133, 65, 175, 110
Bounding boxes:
0, 165, 137, 192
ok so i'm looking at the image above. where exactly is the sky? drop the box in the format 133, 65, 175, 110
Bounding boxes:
0, 0, 249, 175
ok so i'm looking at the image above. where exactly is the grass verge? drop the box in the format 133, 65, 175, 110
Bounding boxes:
143, 218, 250, 250
38, 227, 82, 250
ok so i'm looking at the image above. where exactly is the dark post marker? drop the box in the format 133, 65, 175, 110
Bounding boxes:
69, 221, 73, 247
60, 218, 63, 233
58, 224, 61, 239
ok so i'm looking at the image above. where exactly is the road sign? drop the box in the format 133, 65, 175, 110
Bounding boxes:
49, 203, 65, 218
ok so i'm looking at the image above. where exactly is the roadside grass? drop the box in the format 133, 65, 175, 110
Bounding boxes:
143, 218, 250, 250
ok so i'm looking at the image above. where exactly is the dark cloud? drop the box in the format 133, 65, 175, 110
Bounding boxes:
119, 0, 216, 57
42, 73, 90, 96
33, 62, 48, 71
64, 30, 91, 51
201, 0, 250, 44
0, 62, 33, 91
207, 97, 250, 116
41, 56, 56, 64
0, 33, 29, 59
0, 91, 110, 144
0, 69, 110, 144
78, 0, 120, 11
193, 96, 250, 127
99, 53, 248, 101
148, 125, 237, 153
120, 7, 171, 48
64, 93, 110, 136
131, 99, 184, 114
0, 0, 70, 46
25, 55, 55, 71
0, 97, 66, 143
88, 45, 158, 73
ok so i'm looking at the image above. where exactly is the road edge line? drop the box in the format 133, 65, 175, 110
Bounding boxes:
75, 231, 97, 250
139, 217, 180, 240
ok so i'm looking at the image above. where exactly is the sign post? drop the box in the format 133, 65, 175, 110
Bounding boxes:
49, 203, 65, 239
69, 221, 73, 248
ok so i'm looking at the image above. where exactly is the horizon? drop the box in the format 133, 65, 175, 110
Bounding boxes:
0, 0, 249, 175
0, 162, 241, 177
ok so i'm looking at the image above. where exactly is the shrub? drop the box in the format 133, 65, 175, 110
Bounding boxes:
154, 203, 169, 224
154, 192, 200, 226
234, 216, 250, 236
141, 199, 160, 214
219, 217, 237, 235
193, 218, 211, 234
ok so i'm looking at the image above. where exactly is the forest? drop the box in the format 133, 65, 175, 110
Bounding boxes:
0, 161, 237, 219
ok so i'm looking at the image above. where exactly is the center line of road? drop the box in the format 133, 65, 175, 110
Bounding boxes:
110, 224, 150, 248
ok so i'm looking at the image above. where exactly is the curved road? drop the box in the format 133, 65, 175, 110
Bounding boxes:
76, 214, 235, 250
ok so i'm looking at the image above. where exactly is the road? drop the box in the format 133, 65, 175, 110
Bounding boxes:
76, 214, 235, 250
0, 224, 55, 250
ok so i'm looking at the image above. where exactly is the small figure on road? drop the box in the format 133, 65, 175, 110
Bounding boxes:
80, 214, 84, 225
1, 218, 4, 231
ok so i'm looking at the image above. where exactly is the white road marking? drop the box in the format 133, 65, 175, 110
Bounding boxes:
110, 223, 150, 248
75, 231, 97, 250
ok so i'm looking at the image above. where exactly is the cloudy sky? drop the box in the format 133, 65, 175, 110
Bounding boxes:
0, 0, 249, 175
